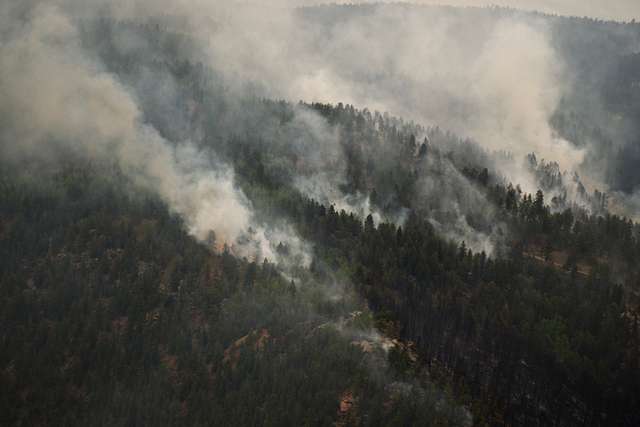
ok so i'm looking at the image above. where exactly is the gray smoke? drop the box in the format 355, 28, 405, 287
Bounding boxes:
0, 2, 309, 263
3, 0, 635, 261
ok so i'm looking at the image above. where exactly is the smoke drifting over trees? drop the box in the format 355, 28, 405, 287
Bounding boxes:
4, 1, 640, 236
0, 2, 307, 261
2, 1, 640, 426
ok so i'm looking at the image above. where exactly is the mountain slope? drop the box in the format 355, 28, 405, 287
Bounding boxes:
0, 162, 469, 426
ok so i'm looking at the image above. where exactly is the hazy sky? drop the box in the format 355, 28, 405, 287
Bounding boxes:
291, 1, 640, 22
418, 0, 640, 21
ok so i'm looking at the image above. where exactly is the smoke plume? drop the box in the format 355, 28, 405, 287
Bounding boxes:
0, 3, 289, 261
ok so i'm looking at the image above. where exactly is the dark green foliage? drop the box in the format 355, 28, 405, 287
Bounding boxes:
282, 194, 640, 426
0, 164, 466, 426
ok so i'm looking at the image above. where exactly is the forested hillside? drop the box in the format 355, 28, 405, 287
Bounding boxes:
297, 4, 640, 203
0, 162, 470, 426
1, 2, 640, 426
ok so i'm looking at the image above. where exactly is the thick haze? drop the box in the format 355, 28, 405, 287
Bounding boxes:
188, 1, 588, 194
1, 0, 638, 261
419, 0, 640, 21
